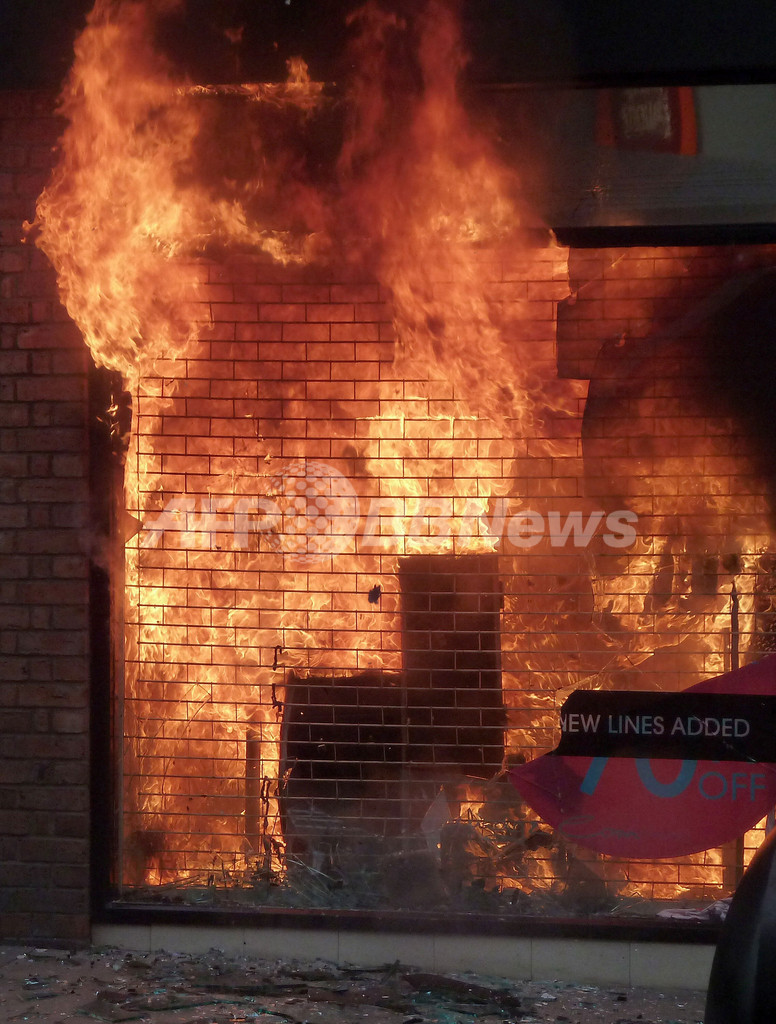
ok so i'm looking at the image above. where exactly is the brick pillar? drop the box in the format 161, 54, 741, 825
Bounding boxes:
0, 91, 91, 944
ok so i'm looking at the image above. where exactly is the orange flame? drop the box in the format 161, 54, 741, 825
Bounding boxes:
31, 0, 329, 383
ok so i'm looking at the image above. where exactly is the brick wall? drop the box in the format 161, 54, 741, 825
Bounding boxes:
3, 86, 776, 930
0, 92, 91, 943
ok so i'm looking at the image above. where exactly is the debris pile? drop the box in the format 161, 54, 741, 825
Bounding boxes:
0, 945, 706, 1024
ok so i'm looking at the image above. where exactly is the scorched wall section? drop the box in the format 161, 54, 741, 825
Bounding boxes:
0, 92, 91, 944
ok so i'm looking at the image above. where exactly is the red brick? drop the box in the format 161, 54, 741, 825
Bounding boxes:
0, 351, 29, 376
281, 284, 330, 302
0, 144, 28, 170
198, 282, 233, 303
0, 221, 24, 246
0, 299, 30, 322
50, 710, 87, 734
0, 93, 38, 118
1, 117, 62, 145
196, 325, 231, 347
282, 359, 330, 380
209, 379, 256, 399
331, 322, 380, 342
17, 580, 87, 605
185, 359, 234, 379
306, 303, 354, 322
18, 836, 89, 863
332, 361, 379, 381
233, 283, 283, 302
258, 302, 306, 322
160, 416, 209, 436
274, 381, 305, 401
210, 341, 257, 361
0, 251, 24, 272
235, 322, 282, 342
27, 144, 57, 170
209, 261, 257, 284
0, 405, 29, 428
355, 302, 393, 321
353, 341, 393, 361
16, 323, 82, 349
330, 283, 380, 303
306, 381, 354, 400
306, 341, 354, 360
185, 397, 234, 417
53, 812, 89, 837
282, 323, 329, 342
15, 376, 84, 402
234, 360, 281, 380
31, 299, 68, 321
13, 170, 48, 198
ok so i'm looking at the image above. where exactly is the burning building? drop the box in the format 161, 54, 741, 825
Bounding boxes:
3, 0, 776, 979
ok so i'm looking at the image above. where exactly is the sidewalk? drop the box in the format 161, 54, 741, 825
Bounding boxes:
0, 944, 706, 1024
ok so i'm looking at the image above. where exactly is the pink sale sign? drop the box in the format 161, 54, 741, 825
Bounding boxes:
509, 655, 776, 859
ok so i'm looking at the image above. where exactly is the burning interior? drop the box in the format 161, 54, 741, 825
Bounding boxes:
28, 0, 776, 920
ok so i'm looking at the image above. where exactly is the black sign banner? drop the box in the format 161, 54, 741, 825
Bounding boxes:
554, 690, 776, 762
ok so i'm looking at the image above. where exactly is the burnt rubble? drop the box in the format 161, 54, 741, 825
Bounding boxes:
0, 944, 705, 1024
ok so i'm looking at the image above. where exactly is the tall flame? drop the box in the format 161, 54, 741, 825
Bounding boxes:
32, 0, 329, 382
338, 1, 536, 425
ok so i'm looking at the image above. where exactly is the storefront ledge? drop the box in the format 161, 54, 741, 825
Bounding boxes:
92, 909, 718, 990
